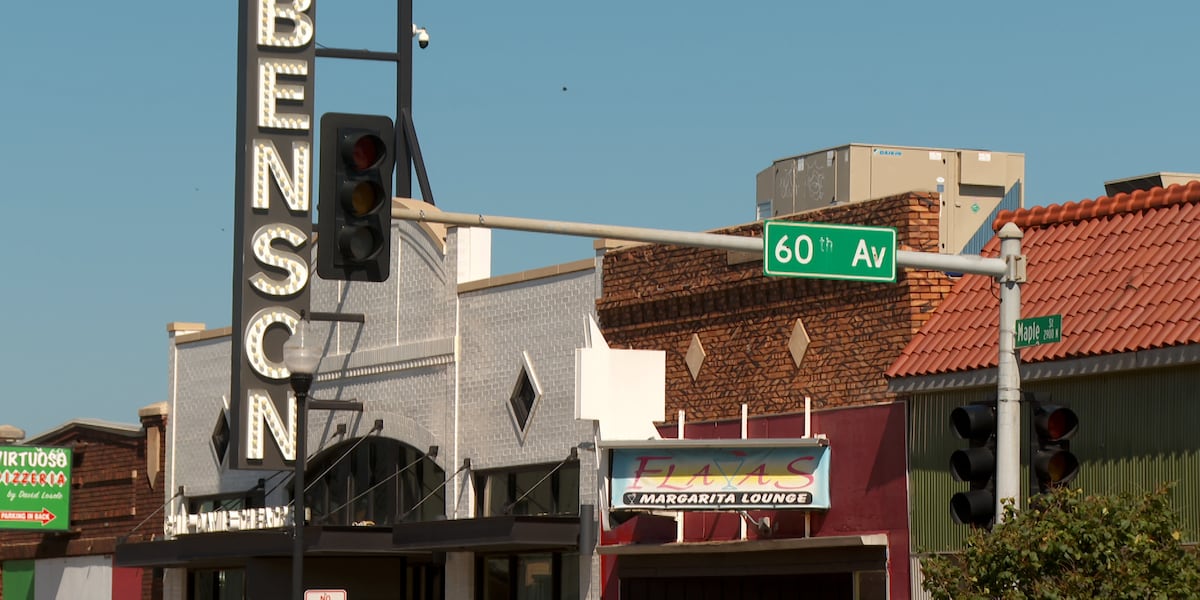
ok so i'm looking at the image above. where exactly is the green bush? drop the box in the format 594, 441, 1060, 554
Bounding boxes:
922, 485, 1200, 599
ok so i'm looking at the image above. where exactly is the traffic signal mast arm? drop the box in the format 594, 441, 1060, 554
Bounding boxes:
391, 207, 1025, 523
391, 206, 1010, 277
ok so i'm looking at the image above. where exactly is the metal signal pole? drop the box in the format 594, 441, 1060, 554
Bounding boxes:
316, 0, 434, 205
994, 222, 1025, 523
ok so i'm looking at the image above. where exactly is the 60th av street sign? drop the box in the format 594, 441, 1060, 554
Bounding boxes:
763, 221, 897, 282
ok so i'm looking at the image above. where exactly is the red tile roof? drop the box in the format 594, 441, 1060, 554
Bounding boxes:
887, 181, 1200, 379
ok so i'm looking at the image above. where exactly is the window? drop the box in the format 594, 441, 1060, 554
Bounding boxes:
479, 553, 579, 600
508, 352, 543, 435
475, 462, 581, 600
476, 462, 579, 518
303, 437, 445, 526
510, 373, 537, 430
189, 568, 245, 600
211, 409, 231, 465
188, 484, 264, 513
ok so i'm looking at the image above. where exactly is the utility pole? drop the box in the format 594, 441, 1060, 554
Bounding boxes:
315, 0, 434, 205
994, 222, 1025, 523
396, 0, 414, 197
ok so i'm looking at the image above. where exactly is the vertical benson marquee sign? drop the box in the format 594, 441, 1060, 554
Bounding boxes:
230, 0, 316, 470
0, 446, 72, 531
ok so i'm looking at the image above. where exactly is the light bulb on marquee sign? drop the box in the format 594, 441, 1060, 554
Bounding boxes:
229, 0, 317, 470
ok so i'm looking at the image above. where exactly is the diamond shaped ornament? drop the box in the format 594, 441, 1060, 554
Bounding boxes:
211, 409, 231, 465
788, 319, 811, 368
686, 334, 706, 381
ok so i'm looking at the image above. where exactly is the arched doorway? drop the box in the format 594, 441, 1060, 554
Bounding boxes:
301, 437, 446, 526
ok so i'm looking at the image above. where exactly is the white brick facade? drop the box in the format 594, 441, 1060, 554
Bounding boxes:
165, 218, 600, 599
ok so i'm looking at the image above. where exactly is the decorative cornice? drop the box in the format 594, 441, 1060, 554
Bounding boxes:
314, 338, 455, 381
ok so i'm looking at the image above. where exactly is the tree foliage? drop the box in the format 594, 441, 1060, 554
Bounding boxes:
921, 485, 1200, 599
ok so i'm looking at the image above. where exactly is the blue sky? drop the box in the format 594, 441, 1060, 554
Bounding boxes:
0, 0, 1195, 437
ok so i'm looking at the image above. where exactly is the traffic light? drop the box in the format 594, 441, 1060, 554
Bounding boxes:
317, 113, 395, 282
1031, 397, 1079, 494
949, 401, 997, 527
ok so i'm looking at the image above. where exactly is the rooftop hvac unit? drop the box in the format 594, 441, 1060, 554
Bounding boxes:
756, 144, 1025, 255
1103, 172, 1200, 197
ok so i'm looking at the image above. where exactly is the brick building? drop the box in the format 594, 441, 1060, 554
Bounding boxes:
594, 193, 954, 599
0, 403, 168, 600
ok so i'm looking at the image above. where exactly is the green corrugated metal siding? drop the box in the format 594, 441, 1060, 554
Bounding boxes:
909, 390, 975, 552
908, 365, 1200, 553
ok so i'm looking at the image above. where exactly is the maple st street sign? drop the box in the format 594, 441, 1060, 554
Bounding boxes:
1015, 314, 1063, 348
763, 221, 897, 282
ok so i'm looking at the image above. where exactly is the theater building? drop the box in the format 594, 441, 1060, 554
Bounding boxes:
117, 203, 604, 599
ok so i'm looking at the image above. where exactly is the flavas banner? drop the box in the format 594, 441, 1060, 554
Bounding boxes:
610, 441, 831, 511
0, 446, 72, 531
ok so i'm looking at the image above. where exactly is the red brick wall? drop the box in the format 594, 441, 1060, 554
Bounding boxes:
598, 192, 952, 421
0, 411, 167, 600
597, 193, 950, 599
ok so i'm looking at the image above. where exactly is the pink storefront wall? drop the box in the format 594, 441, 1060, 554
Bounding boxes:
603, 402, 911, 599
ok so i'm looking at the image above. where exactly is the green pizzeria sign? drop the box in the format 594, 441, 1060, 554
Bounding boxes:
0, 446, 72, 531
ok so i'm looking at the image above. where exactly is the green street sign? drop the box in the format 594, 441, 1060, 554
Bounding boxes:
1016, 314, 1063, 348
0, 446, 72, 531
763, 221, 897, 282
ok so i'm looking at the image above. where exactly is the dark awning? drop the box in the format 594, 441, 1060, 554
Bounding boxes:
601, 534, 890, 579
597, 533, 888, 556
116, 526, 420, 568
116, 517, 581, 569
391, 516, 580, 553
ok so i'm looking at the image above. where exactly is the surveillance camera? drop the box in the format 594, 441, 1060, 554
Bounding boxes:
413, 25, 430, 49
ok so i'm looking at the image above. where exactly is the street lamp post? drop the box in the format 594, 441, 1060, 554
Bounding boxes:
283, 318, 321, 600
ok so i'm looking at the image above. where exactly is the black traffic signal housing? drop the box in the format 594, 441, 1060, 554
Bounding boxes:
949, 400, 997, 527
1031, 396, 1080, 494
317, 113, 395, 282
